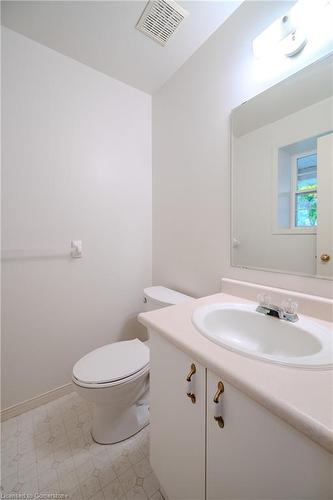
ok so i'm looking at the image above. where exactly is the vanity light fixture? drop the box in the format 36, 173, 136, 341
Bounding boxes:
253, 0, 333, 59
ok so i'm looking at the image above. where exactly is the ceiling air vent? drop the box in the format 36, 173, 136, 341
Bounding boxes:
136, 0, 189, 47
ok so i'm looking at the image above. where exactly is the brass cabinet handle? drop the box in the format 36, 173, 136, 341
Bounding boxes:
320, 254, 330, 263
187, 392, 196, 404
214, 415, 224, 428
213, 381, 224, 403
186, 363, 196, 381
213, 381, 224, 428
186, 363, 196, 404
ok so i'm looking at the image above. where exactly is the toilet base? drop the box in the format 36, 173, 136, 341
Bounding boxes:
91, 398, 150, 445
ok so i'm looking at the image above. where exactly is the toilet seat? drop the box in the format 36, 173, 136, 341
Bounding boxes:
72, 339, 149, 388
72, 363, 149, 389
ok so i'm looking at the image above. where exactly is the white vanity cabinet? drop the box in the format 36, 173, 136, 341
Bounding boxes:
149, 332, 206, 500
150, 332, 333, 500
206, 371, 333, 500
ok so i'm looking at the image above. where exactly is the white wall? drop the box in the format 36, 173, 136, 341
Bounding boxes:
1, 28, 152, 409
152, 0, 333, 299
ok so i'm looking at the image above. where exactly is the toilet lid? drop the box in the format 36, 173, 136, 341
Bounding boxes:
73, 339, 149, 385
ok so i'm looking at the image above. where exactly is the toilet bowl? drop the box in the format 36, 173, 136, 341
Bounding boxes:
72, 286, 192, 444
72, 339, 150, 444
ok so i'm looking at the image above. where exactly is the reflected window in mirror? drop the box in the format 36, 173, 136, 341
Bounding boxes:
277, 143, 318, 233
294, 152, 317, 228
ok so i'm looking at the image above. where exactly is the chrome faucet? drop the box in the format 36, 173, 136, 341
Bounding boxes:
256, 294, 299, 323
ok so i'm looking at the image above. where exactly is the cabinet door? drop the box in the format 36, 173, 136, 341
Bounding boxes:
206, 370, 333, 500
150, 332, 205, 500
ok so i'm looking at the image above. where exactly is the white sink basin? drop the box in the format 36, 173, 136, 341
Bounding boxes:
192, 303, 333, 369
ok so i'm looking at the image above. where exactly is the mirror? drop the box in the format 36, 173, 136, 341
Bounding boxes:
231, 55, 333, 279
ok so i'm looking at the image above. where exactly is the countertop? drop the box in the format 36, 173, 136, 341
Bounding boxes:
138, 293, 333, 454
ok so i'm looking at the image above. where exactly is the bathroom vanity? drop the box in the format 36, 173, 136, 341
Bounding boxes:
138, 290, 333, 500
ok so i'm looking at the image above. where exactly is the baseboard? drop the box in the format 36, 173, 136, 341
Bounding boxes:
1, 383, 74, 422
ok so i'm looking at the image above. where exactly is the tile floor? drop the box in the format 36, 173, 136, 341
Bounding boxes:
1, 392, 162, 500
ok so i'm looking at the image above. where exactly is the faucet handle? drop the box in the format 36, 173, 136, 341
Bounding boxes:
281, 298, 298, 315
257, 293, 272, 307
257, 293, 265, 305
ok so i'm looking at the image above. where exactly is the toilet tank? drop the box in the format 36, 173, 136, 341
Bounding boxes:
143, 286, 193, 311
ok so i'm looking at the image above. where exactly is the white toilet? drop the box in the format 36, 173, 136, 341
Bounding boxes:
72, 286, 192, 444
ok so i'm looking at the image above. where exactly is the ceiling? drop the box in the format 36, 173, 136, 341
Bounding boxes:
1, 0, 242, 94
